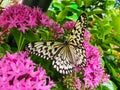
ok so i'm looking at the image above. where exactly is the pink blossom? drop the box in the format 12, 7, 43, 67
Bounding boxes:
102, 74, 110, 82
0, 51, 56, 90
74, 65, 80, 72
51, 22, 64, 39
83, 30, 109, 89
0, 5, 34, 33
84, 29, 90, 41
0, 4, 64, 38
32, 8, 64, 38
74, 78, 82, 90
63, 21, 76, 30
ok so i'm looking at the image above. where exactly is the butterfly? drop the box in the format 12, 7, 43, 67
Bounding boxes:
25, 13, 87, 74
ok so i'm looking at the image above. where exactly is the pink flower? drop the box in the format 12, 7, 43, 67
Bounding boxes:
74, 65, 80, 72
32, 8, 64, 38
0, 5, 34, 33
0, 51, 56, 90
63, 21, 75, 30
83, 43, 103, 88
74, 78, 82, 90
0, 4, 64, 38
51, 22, 64, 39
102, 74, 110, 82
84, 29, 90, 41
83, 30, 109, 89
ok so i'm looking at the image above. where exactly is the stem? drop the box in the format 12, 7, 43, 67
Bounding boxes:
100, 83, 102, 90
17, 32, 25, 51
20, 37, 25, 50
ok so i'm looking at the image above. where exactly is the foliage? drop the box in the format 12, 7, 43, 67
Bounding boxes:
0, 0, 120, 90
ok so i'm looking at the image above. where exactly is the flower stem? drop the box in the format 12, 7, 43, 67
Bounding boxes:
17, 32, 25, 51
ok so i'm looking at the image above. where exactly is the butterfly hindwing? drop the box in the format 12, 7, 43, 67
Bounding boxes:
53, 45, 76, 74
75, 45, 86, 67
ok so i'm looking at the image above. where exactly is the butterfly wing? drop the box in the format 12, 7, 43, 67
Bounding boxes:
69, 13, 86, 45
25, 41, 63, 60
26, 41, 75, 74
68, 13, 87, 68
52, 45, 76, 74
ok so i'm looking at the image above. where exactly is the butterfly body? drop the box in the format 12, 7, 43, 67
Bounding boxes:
26, 13, 87, 74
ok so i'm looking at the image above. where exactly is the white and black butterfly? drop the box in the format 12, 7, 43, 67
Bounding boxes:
25, 13, 87, 74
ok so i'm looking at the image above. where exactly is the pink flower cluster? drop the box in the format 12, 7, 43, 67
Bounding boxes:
0, 51, 56, 90
63, 21, 76, 30
0, 4, 64, 38
74, 78, 81, 90
83, 30, 109, 89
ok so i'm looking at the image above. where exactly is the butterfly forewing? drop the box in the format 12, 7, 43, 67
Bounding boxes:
69, 13, 86, 46
25, 13, 87, 74
26, 41, 63, 60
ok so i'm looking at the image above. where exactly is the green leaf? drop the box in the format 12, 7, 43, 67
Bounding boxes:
52, 2, 64, 11
38, 28, 51, 41
66, 13, 78, 20
88, 9, 105, 15
0, 44, 11, 53
11, 29, 21, 47
111, 14, 120, 33
57, 9, 68, 22
101, 80, 117, 90
1, 44, 11, 51
1, 0, 10, 7
84, 0, 96, 7
75, 0, 82, 6
66, 3, 78, 9
106, 0, 116, 10
46, 10, 56, 20
101, 58, 105, 67
0, 46, 4, 52
11, 29, 26, 51
65, 4, 80, 13
110, 34, 120, 47
11, 29, 38, 51
101, 24, 112, 39
105, 60, 117, 77
61, 0, 72, 5
25, 30, 39, 42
